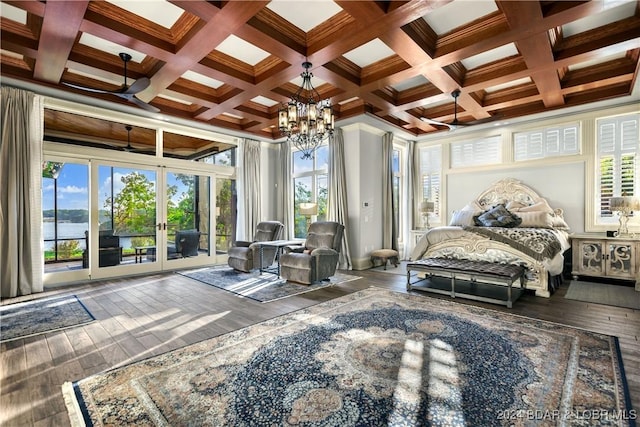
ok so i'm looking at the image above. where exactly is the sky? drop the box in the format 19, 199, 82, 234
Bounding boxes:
43, 162, 190, 212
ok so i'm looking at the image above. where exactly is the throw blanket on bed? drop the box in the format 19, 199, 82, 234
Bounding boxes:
462, 226, 563, 262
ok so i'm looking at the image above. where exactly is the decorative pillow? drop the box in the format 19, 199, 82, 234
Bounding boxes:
551, 212, 570, 230
515, 211, 554, 228
475, 204, 522, 227
460, 201, 485, 212
507, 199, 554, 214
449, 209, 481, 227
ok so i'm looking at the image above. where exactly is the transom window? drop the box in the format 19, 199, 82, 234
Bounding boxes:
292, 146, 328, 238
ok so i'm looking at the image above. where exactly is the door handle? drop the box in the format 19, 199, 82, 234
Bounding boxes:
157, 223, 162, 230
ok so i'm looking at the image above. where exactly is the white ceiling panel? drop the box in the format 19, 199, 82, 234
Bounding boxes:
181, 71, 224, 89
267, 0, 342, 32
423, 0, 498, 35
461, 43, 518, 70
106, 0, 184, 29
0, 2, 26, 24
215, 35, 270, 66
79, 33, 147, 63
343, 39, 395, 68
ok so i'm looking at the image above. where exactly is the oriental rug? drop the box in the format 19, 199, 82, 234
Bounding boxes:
178, 265, 359, 302
63, 288, 635, 427
1, 295, 95, 342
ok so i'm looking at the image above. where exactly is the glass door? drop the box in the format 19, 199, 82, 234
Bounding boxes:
161, 168, 217, 268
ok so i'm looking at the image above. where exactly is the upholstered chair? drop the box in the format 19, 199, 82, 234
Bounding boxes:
279, 221, 344, 284
227, 221, 284, 272
168, 230, 201, 259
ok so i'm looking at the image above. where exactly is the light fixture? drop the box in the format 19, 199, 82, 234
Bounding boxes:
610, 196, 640, 237
420, 200, 435, 229
279, 61, 334, 160
299, 202, 318, 231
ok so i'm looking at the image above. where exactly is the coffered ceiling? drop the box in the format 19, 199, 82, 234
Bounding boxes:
1, 0, 639, 142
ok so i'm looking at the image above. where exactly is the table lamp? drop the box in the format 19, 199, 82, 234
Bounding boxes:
610, 195, 640, 237
420, 200, 435, 229
299, 202, 318, 231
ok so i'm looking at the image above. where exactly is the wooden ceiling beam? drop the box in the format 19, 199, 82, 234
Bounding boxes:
137, 1, 269, 103
33, 0, 88, 83
498, 1, 563, 108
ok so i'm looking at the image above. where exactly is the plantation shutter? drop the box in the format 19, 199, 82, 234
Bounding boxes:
514, 123, 579, 161
420, 145, 441, 217
597, 114, 640, 218
450, 135, 500, 168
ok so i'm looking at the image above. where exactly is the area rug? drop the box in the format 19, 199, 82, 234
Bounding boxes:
178, 265, 360, 302
63, 288, 635, 427
1, 295, 95, 342
565, 280, 640, 310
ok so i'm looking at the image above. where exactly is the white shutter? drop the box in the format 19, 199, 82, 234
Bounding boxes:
450, 136, 501, 168
597, 113, 640, 219
514, 123, 580, 161
419, 145, 442, 217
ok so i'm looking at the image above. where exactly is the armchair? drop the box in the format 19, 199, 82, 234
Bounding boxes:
168, 230, 201, 259
279, 221, 344, 284
227, 221, 284, 272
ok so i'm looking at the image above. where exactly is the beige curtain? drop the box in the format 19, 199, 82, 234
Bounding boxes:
382, 132, 398, 251
328, 130, 352, 269
240, 138, 261, 240
279, 141, 294, 239
0, 87, 44, 298
404, 140, 420, 259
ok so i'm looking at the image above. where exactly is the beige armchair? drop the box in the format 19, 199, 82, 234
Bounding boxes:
279, 221, 344, 284
227, 221, 284, 272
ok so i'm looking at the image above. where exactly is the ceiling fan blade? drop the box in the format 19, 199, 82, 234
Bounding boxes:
122, 77, 150, 95
420, 117, 456, 131
128, 95, 161, 113
62, 81, 114, 94
464, 113, 503, 126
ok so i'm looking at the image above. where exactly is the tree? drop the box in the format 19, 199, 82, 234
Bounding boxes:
106, 172, 158, 234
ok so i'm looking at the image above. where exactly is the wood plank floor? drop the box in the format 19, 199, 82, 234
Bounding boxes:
1, 267, 638, 426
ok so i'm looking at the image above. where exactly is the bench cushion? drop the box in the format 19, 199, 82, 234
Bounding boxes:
409, 258, 524, 280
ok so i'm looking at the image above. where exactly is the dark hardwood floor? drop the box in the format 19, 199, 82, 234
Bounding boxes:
1, 267, 638, 426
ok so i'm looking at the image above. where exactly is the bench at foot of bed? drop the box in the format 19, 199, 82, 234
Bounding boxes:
407, 258, 526, 308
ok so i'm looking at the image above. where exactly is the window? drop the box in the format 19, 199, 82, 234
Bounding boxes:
450, 136, 500, 168
42, 161, 89, 273
597, 113, 640, 221
514, 123, 579, 161
292, 146, 328, 238
392, 146, 403, 238
420, 145, 442, 219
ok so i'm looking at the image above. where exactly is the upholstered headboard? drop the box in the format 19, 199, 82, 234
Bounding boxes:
474, 178, 564, 217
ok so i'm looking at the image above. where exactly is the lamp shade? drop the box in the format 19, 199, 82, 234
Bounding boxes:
299, 202, 318, 216
420, 201, 435, 213
610, 196, 640, 211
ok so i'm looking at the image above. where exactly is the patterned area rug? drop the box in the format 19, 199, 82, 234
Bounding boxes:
565, 280, 640, 310
63, 288, 635, 427
1, 295, 95, 342
178, 265, 360, 302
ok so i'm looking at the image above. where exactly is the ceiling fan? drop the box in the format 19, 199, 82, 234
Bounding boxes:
62, 52, 160, 113
420, 89, 499, 131
119, 125, 154, 154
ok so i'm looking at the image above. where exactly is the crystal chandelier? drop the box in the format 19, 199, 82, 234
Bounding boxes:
279, 61, 334, 159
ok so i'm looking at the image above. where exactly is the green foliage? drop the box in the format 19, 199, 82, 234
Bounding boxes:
56, 240, 81, 260
106, 172, 156, 234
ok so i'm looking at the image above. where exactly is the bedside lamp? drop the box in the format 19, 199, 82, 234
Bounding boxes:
610, 196, 640, 237
420, 200, 435, 230
299, 202, 318, 231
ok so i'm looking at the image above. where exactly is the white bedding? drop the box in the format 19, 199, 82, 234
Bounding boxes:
410, 226, 571, 276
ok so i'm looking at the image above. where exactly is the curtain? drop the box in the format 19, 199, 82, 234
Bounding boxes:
403, 140, 418, 260
279, 141, 294, 240
240, 138, 261, 240
0, 87, 44, 298
382, 132, 398, 251
328, 130, 352, 269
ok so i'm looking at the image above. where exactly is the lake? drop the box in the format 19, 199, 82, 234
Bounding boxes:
43, 222, 134, 249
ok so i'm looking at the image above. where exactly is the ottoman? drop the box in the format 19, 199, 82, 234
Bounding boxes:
371, 249, 399, 270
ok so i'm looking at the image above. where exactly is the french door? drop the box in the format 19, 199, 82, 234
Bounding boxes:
43, 159, 229, 285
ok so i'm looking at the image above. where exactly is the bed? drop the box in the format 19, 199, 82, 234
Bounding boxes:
410, 178, 571, 298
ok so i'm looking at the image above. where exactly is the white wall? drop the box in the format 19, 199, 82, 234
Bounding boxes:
447, 161, 585, 232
